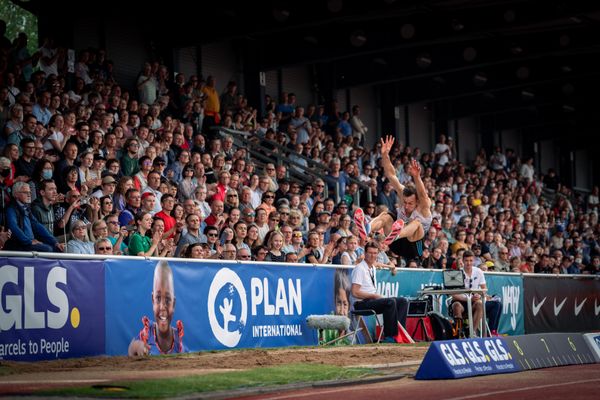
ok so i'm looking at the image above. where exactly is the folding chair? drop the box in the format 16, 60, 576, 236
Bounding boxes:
351, 309, 384, 344
446, 297, 491, 338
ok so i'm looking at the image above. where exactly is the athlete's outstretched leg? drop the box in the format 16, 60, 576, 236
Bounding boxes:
396, 219, 424, 242
368, 212, 394, 236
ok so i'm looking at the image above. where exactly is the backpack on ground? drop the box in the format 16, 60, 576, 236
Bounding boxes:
427, 311, 457, 340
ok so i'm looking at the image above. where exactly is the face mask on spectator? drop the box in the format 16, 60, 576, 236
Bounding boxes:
42, 169, 53, 180
1, 168, 10, 177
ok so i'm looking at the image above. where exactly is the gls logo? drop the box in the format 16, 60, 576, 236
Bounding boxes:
207, 268, 248, 348
0, 265, 70, 331
440, 339, 511, 366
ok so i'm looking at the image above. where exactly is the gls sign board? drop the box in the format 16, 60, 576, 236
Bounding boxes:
416, 337, 521, 379
0, 258, 105, 361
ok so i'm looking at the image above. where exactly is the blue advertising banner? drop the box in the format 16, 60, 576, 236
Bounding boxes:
415, 337, 521, 379
0, 257, 105, 361
486, 274, 524, 336
376, 269, 442, 298
105, 259, 339, 355
377, 270, 524, 336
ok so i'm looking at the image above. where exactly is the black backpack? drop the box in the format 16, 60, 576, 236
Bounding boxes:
427, 311, 456, 340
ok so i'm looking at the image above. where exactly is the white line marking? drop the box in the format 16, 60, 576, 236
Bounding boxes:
255, 377, 600, 400
444, 378, 600, 400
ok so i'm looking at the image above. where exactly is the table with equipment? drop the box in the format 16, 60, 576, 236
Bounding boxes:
418, 288, 487, 338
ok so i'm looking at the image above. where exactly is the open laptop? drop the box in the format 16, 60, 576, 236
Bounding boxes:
442, 269, 465, 289
407, 300, 429, 317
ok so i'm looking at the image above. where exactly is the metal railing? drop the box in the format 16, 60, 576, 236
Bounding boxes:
213, 126, 372, 205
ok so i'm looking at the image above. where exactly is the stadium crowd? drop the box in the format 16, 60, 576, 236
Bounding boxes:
0, 28, 599, 275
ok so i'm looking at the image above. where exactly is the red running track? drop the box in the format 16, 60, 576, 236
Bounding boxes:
235, 363, 600, 400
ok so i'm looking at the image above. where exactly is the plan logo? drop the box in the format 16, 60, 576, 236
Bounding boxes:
207, 268, 247, 348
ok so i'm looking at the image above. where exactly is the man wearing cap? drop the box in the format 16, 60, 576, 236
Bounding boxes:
316, 210, 333, 245
275, 179, 290, 202
152, 156, 168, 177
140, 192, 157, 216
92, 175, 117, 198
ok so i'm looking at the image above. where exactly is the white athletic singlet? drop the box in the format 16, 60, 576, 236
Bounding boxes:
397, 207, 432, 233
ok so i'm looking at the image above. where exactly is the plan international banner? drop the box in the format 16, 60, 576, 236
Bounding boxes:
0, 257, 105, 361
104, 259, 339, 355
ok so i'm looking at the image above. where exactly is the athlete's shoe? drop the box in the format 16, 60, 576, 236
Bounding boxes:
383, 219, 405, 246
354, 208, 370, 240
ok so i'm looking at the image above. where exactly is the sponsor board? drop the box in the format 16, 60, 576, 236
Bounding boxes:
524, 276, 600, 333
505, 333, 596, 370
415, 337, 520, 379
582, 333, 600, 362
105, 259, 336, 355
0, 258, 105, 361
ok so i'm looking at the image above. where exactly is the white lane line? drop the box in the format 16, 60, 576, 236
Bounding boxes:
444, 378, 600, 400
253, 377, 600, 400
254, 387, 356, 400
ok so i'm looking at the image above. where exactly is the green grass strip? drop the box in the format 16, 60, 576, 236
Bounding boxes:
39, 363, 374, 398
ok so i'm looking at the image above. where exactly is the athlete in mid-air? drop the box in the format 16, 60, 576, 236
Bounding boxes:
354, 135, 432, 261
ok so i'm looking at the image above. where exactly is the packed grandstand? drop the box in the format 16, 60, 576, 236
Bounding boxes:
0, 29, 599, 276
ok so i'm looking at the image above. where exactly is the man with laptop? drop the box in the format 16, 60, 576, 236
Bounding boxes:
449, 250, 502, 337
450, 250, 486, 336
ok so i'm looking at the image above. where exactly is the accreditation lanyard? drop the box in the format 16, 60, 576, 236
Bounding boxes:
368, 266, 376, 287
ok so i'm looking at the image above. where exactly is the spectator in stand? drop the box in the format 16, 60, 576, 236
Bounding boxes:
5, 182, 64, 252
94, 238, 113, 255
137, 62, 157, 106
236, 246, 252, 261
31, 179, 60, 236
67, 220, 94, 254
202, 76, 220, 137
175, 213, 203, 257
14, 138, 37, 180
519, 157, 535, 184
8, 113, 36, 146
128, 212, 161, 256
219, 243, 236, 260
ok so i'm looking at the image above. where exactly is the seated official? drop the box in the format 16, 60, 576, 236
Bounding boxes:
351, 241, 408, 343
451, 250, 499, 336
